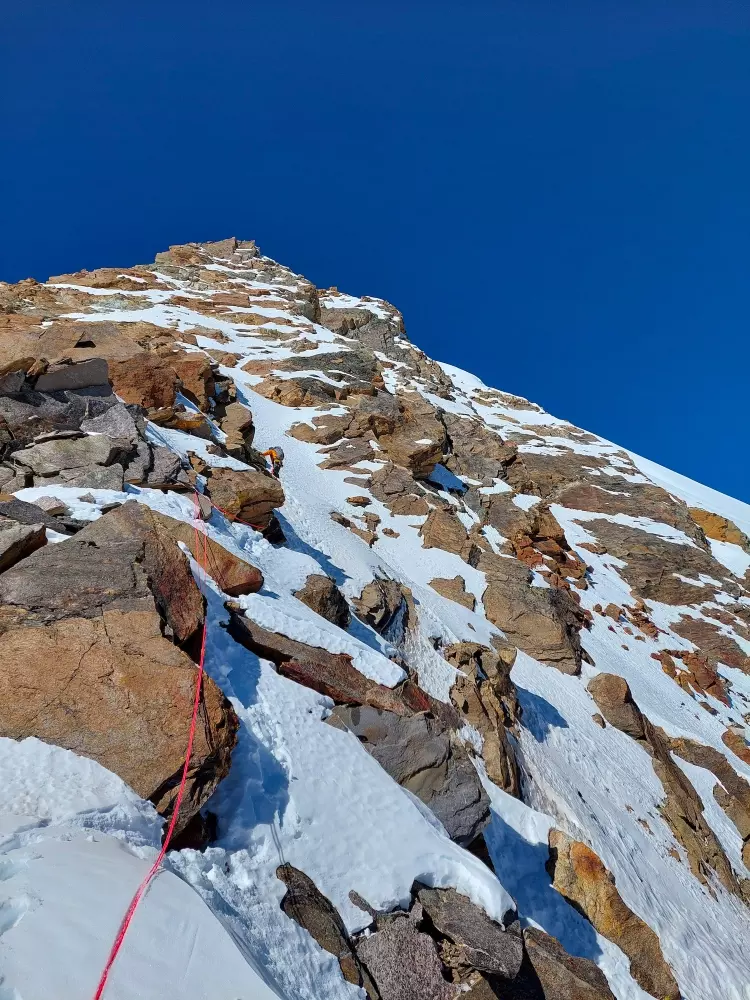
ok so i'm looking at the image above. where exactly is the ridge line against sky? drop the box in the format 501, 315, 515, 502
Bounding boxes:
1, 0, 748, 500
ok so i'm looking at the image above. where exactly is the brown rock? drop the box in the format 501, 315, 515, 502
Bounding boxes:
353, 578, 410, 634
0, 611, 236, 831
204, 466, 285, 529
287, 414, 350, 445
149, 514, 263, 597
217, 401, 254, 458
440, 413, 517, 484
368, 463, 430, 516
644, 722, 745, 899
581, 520, 735, 606
510, 927, 616, 1000
420, 509, 474, 559
276, 864, 375, 995
672, 615, 750, 672
294, 574, 351, 629
547, 831, 681, 999
330, 511, 378, 546
723, 728, 750, 767
670, 736, 750, 851
346, 495, 372, 507
552, 481, 706, 547
479, 552, 585, 675
375, 391, 446, 479
446, 642, 519, 796
586, 674, 645, 740
0, 502, 204, 645
108, 353, 180, 410
429, 575, 476, 610
226, 610, 411, 715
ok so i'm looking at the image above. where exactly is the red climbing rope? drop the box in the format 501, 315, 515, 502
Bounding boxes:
92, 493, 210, 999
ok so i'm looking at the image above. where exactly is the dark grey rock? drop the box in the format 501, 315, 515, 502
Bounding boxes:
416, 885, 523, 979
356, 913, 456, 1000
81, 402, 139, 443
0, 498, 71, 534
276, 864, 375, 994
34, 358, 109, 392
330, 705, 489, 845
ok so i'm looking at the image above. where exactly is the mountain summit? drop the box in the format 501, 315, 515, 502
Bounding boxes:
0, 237, 748, 1000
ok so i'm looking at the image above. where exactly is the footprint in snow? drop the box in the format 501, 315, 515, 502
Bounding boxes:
0, 860, 25, 883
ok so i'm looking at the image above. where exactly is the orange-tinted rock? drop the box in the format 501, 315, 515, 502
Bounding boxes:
547, 831, 681, 1000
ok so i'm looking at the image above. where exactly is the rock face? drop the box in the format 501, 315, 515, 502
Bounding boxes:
415, 885, 523, 979
329, 705, 490, 845
547, 831, 682, 1000
587, 673, 645, 740
446, 642, 519, 796
203, 466, 285, 529
0, 517, 46, 572
0, 369, 190, 491
509, 927, 616, 1000
353, 577, 410, 635
276, 865, 375, 994
429, 575, 476, 610
217, 400, 255, 459
586, 674, 746, 900
0, 503, 238, 829
5, 236, 750, 999
294, 573, 351, 629
479, 552, 586, 674
689, 507, 750, 551
582, 519, 738, 605
227, 610, 413, 715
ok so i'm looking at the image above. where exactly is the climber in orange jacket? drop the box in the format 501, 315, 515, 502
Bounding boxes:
262, 447, 284, 478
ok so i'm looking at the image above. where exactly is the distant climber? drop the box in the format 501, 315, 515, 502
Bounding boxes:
262, 447, 284, 478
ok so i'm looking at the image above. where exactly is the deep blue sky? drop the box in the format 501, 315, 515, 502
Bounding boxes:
2, 2, 748, 500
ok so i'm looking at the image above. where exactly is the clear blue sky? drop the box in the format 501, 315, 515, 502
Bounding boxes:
2, 1, 748, 500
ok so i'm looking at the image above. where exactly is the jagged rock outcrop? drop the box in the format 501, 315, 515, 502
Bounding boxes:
446, 642, 520, 796
276, 864, 377, 995
203, 465, 285, 529
587, 672, 746, 899
353, 577, 412, 636
478, 551, 587, 674
581, 519, 741, 605
0, 503, 238, 830
328, 705, 490, 845
294, 573, 351, 628
227, 609, 414, 715
508, 927, 616, 1000
547, 831, 682, 1000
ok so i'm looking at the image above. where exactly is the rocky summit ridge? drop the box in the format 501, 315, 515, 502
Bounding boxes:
0, 237, 749, 999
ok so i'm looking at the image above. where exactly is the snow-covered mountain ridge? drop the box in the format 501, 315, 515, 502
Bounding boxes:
0, 237, 749, 1000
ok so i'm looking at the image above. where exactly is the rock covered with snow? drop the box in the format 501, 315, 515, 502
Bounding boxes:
0, 236, 748, 999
